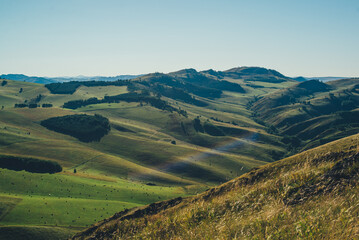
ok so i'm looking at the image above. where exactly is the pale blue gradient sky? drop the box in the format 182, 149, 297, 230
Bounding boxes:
0, 0, 358, 77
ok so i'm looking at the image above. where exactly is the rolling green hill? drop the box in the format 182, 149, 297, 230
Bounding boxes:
251, 78, 359, 152
0, 68, 358, 239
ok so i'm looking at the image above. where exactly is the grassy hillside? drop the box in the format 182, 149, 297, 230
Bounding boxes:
0, 79, 128, 108
1, 69, 358, 239
71, 133, 359, 240
0, 69, 293, 239
251, 78, 359, 151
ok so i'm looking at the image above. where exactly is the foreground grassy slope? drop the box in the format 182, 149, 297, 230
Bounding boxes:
72, 133, 359, 240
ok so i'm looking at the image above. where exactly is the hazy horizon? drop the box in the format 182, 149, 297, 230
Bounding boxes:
1, 0, 358, 77
0, 68, 352, 79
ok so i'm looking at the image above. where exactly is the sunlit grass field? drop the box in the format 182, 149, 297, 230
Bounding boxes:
0, 78, 294, 239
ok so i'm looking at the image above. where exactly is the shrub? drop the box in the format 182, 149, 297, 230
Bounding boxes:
42, 103, 53, 108
14, 103, 27, 108
28, 103, 38, 108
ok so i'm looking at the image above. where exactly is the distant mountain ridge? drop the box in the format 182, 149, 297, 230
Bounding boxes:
0, 74, 56, 84
293, 76, 350, 82
1, 69, 351, 85
0, 74, 142, 84
199, 66, 294, 83
306, 76, 350, 82
2, 66, 294, 85
0, 67, 296, 85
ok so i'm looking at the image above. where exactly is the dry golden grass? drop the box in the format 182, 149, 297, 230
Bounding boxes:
72, 133, 359, 240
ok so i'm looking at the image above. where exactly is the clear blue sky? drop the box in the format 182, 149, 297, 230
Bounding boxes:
0, 0, 358, 77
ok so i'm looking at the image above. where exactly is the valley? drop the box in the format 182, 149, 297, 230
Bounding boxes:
0, 67, 358, 239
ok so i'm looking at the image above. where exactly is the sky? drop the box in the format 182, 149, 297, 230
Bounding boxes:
0, 0, 358, 77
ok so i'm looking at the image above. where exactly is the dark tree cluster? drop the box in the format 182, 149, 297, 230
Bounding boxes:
42, 103, 53, 108
169, 69, 246, 95
41, 114, 111, 142
281, 135, 302, 150
145, 74, 223, 99
338, 111, 359, 120
14, 103, 53, 108
152, 84, 207, 107
193, 118, 225, 136
1, 80, 7, 86
45, 80, 131, 94
14, 93, 52, 109
181, 82, 222, 99
297, 80, 330, 92
0, 155, 62, 173
311, 93, 359, 116
14, 103, 28, 108
63, 97, 99, 109
62, 92, 188, 117
210, 117, 240, 127
205, 80, 245, 93
32, 94, 43, 103
28, 103, 38, 108
45, 82, 82, 94
203, 123, 225, 136
193, 118, 204, 133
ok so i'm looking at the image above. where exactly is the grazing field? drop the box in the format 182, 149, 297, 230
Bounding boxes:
0, 167, 193, 238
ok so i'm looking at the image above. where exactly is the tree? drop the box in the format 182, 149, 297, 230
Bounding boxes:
28, 103, 38, 108
193, 118, 204, 133
42, 103, 53, 108
14, 103, 27, 108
